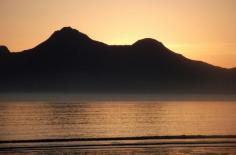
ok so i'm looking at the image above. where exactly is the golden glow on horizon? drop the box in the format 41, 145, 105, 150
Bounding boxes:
0, 0, 236, 68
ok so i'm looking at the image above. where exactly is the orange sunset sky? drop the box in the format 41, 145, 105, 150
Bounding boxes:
0, 0, 236, 68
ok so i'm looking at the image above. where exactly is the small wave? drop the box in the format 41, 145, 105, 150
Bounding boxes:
1, 135, 236, 144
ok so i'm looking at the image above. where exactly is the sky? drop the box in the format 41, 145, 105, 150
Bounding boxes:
0, 0, 236, 68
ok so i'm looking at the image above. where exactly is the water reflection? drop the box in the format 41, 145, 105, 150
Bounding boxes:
0, 101, 236, 141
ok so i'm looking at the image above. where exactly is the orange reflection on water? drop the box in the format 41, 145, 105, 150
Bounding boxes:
0, 101, 236, 141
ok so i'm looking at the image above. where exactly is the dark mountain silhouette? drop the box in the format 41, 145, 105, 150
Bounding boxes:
0, 46, 10, 56
0, 27, 236, 93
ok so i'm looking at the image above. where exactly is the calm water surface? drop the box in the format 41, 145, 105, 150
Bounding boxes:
0, 101, 236, 141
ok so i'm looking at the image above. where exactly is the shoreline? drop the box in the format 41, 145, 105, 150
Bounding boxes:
1, 137, 236, 155
0, 93, 236, 102
1, 135, 236, 150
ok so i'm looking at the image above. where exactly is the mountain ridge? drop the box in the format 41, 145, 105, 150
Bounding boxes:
0, 27, 235, 93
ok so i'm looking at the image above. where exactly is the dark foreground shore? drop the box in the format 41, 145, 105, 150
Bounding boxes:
1, 136, 236, 155
1, 145, 236, 155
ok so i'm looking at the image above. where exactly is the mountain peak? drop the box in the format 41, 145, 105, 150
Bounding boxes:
32, 27, 95, 55
59, 26, 79, 34
133, 38, 163, 47
49, 27, 90, 42
0, 45, 10, 56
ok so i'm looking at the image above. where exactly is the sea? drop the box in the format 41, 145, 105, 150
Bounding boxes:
0, 94, 236, 154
